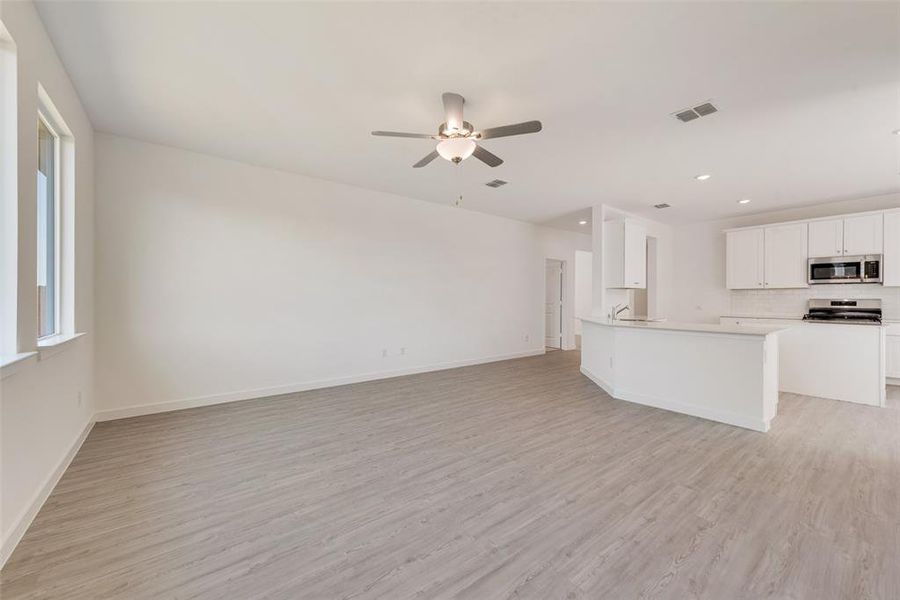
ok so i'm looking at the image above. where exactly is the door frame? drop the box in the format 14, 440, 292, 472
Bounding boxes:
544, 258, 566, 350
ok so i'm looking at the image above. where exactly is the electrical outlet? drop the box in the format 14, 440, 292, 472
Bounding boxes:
524, 334, 530, 342
400, 347, 406, 356
77, 391, 83, 407
382, 349, 388, 358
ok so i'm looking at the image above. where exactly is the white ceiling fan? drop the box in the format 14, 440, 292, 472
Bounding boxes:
372, 92, 542, 168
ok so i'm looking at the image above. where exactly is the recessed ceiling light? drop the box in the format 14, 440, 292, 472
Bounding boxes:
738, 198, 751, 204
578, 220, 588, 225
694, 174, 711, 181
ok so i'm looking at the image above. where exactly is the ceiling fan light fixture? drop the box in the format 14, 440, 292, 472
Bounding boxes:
436, 138, 476, 163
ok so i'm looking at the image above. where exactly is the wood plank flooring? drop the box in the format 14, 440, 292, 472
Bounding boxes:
2, 350, 899, 599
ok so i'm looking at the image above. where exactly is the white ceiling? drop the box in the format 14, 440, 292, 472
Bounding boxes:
35, 1, 900, 225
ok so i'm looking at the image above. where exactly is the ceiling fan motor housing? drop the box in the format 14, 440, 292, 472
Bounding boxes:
439, 121, 474, 138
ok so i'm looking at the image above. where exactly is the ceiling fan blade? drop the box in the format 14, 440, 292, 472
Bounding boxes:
477, 120, 542, 140
442, 92, 465, 130
472, 145, 503, 167
413, 150, 440, 168
372, 131, 437, 139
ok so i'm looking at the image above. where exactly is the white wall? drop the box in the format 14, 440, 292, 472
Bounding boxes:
0, 1, 95, 566
94, 134, 589, 419
573, 250, 592, 335
670, 192, 900, 323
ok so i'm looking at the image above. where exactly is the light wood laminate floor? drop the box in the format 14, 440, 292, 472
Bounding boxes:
2, 351, 898, 599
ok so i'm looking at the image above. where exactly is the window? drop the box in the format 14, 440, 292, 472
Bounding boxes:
37, 115, 59, 338
0, 20, 17, 359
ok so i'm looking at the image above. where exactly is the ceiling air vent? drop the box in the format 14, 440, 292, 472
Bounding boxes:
673, 101, 718, 123
654, 203, 671, 209
674, 109, 700, 123
693, 102, 717, 117
485, 179, 508, 188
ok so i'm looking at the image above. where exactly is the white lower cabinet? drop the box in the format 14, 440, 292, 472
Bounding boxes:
885, 324, 900, 379
886, 336, 900, 379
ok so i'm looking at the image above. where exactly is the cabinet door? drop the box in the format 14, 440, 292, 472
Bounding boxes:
764, 223, 808, 288
808, 219, 843, 258
726, 229, 764, 289
603, 221, 624, 288
623, 220, 647, 288
886, 335, 900, 378
883, 211, 900, 286
843, 213, 883, 255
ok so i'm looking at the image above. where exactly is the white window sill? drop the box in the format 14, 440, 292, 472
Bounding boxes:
1, 352, 39, 379
37, 332, 86, 360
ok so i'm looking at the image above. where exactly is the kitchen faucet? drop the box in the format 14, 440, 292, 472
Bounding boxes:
612, 304, 630, 321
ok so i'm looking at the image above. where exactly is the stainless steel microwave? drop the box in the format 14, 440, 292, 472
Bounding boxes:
808, 255, 882, 284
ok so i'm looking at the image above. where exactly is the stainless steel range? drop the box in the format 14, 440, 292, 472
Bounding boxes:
802, 299, 882, 325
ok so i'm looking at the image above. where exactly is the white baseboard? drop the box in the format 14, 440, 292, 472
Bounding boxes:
579, 365, 615, 396
1, 418, 95, 569
580, 365, 768, 433
96, 349, 547, 422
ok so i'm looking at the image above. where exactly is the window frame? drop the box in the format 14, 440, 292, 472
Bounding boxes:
36, 110, 62, 340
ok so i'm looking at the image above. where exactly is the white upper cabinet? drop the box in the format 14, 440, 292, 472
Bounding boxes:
605, 219, 646, 289
728, 209, 892, 290
727, 224, 808, 290
808, 219, 843, 258
623, 220, 647, 288
764, 223, 809, 288
883, 211, 900, 286
808, 214, 883, 257
726, 228, 764, 289
842, 213, 883, 256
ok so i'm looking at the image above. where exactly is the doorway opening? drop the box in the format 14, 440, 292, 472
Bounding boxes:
545, 259, 564, 350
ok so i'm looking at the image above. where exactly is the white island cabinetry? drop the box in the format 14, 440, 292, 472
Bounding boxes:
720, 317, 885, 407
580, 318, 782, 432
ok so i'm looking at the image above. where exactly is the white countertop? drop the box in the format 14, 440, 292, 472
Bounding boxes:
721, 314, 888, 328
579, 316, 785, 336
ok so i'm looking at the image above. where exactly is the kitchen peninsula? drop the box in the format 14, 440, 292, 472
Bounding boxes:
580, 317, 784, 432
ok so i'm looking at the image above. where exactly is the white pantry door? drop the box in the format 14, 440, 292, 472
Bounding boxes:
545, 260, 563, 349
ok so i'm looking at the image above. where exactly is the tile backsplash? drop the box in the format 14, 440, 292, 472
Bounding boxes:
730, 285, 900, 320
